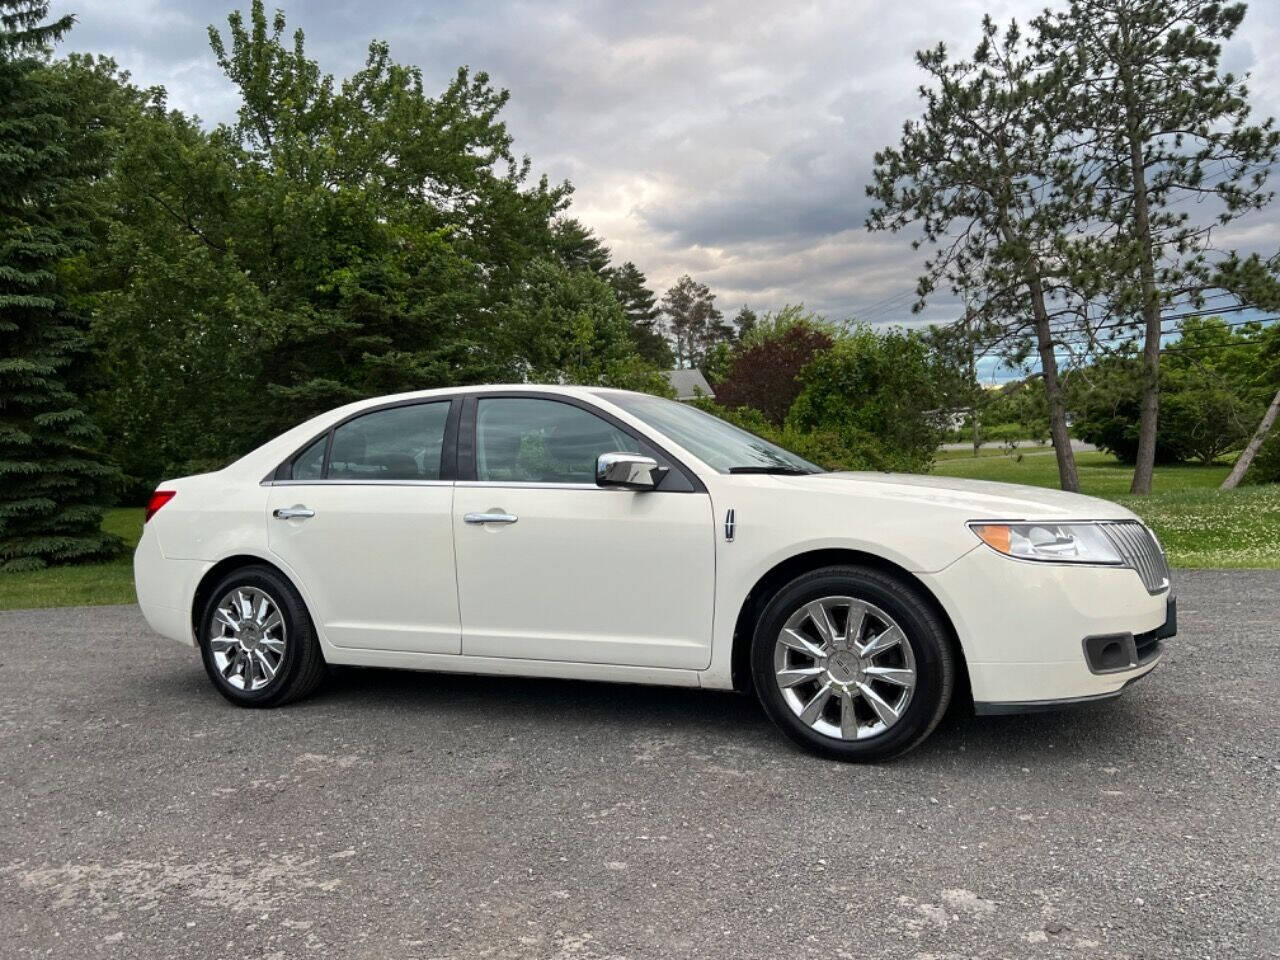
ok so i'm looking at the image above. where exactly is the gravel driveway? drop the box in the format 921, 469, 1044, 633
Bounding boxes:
2, 570, 1276, 959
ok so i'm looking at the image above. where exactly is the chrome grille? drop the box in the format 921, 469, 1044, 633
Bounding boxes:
1101, 521, 1171, 594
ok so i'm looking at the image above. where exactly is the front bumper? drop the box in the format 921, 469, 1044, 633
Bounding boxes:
918, 544, 1174, 710
975, 595, 1174, 714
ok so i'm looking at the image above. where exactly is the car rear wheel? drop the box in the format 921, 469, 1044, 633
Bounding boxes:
198, 565, 327, 707
751, 565, 954, 762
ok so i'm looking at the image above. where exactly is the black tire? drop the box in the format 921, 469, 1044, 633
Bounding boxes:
750, 565, 954, 762
198, 564, 327, 708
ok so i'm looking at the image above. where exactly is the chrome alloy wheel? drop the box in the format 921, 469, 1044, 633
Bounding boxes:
209, 587, 287, 692
772, 596, 917, 740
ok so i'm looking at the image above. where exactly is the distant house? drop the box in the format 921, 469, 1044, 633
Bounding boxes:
663, 368, 715, 401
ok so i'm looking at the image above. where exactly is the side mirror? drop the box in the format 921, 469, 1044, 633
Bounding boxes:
596, 452, 664, 490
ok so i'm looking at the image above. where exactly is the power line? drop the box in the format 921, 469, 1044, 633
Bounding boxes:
853, 288, 918, 318
971, 315, 1277, 361
970, 305, 1271, 353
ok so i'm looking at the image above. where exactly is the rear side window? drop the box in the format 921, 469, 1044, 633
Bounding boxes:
289, 402, 450, 481
291, 436, 327, 481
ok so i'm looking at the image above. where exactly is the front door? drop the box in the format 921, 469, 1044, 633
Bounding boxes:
266, 400, 460, 654
452, 395, 715, 670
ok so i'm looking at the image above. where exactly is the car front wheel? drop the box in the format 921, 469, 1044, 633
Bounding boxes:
198, 565, 327, 707
751, 565, 954, 762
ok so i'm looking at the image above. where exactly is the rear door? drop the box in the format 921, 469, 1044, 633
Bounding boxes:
266, 399, 461, 654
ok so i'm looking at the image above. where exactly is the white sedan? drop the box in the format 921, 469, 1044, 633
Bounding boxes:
134, 385, 1174, 761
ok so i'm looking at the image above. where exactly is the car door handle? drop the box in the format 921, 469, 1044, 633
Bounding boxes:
273, 506, 315, 520
463, 512, 518, 525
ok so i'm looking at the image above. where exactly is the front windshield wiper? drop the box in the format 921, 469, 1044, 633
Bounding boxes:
727, 466, 815, 475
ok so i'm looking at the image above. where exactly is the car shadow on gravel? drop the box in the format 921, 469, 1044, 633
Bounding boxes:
317, 664, 766, 731
283, 663, 1157, 765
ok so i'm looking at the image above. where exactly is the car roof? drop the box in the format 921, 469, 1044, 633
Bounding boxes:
342, 383, 630, 405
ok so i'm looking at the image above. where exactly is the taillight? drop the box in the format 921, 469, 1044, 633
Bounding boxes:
145, 490, 176, 522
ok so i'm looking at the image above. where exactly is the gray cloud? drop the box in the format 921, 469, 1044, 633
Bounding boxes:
55, 0, 1280, 328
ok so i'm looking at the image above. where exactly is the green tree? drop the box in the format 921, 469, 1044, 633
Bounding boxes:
1069, 316, 1266, 464
868, 17, 1090, 491
732, 305, 758, 340
607, 260, 672, 367
1229, 322, 1280, 486
920, 316, 986, 453
1034, 0, 1280, 492
1161, 316, 1265, 464
505, 256, 668, 392
78, 1, 663, 494
660, 274, 732, 371
551, 217, 611, 277
983, 376, 1051, 442
0, 2, 120, 571
205, 2, 570, 422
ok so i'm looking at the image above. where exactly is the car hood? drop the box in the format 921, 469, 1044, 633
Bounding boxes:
770, 471, 1137, 522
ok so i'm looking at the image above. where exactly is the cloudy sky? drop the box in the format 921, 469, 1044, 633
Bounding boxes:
54, 0, 1280, 338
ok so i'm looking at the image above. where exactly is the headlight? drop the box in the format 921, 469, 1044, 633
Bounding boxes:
968, 522, 1125, 565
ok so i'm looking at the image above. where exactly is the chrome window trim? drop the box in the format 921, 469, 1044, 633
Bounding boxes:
263, 479, 454, 487
454, 480, 612, 491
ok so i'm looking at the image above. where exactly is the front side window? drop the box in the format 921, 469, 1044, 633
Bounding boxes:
326, 402, 450, 480
475, 398, 641, 484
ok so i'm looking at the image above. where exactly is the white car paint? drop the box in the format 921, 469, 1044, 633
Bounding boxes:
450, 481, 715, 669
266, 482, 460, 654
134, 384, 1170, 709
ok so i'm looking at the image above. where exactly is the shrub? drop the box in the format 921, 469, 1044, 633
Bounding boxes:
1070, 354, 1187, 464
784, 327, 945, 472
1244, 430, 1280, 485
691, 401, 869, 472
713, 307, 834, 424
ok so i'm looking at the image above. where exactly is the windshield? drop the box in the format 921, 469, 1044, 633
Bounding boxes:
600, 392, 822, 475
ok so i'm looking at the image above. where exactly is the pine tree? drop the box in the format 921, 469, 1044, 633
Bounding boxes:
1035, 0, 1280, 494
0, 1, 120, 571
608, 261, 672, 367
867, 17, 1090, 491
551, 217, 612, 277
660, 274, 731, 371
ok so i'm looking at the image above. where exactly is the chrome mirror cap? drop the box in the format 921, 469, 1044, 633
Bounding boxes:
596, 452, 662, 490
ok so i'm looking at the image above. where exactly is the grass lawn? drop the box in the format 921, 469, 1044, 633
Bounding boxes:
934, 445, 1055, 461
932, 450, 1280, 568
0, 508, 142, 611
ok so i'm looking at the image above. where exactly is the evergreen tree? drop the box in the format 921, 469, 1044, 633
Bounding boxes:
868, 17, 1093, 491
660, 274, 731, 371
551, 217, 612, 277
0, 2, 119, 571
733, 305, 758, 341
1035, 0, 1280, 493
608, 261, 672, 367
